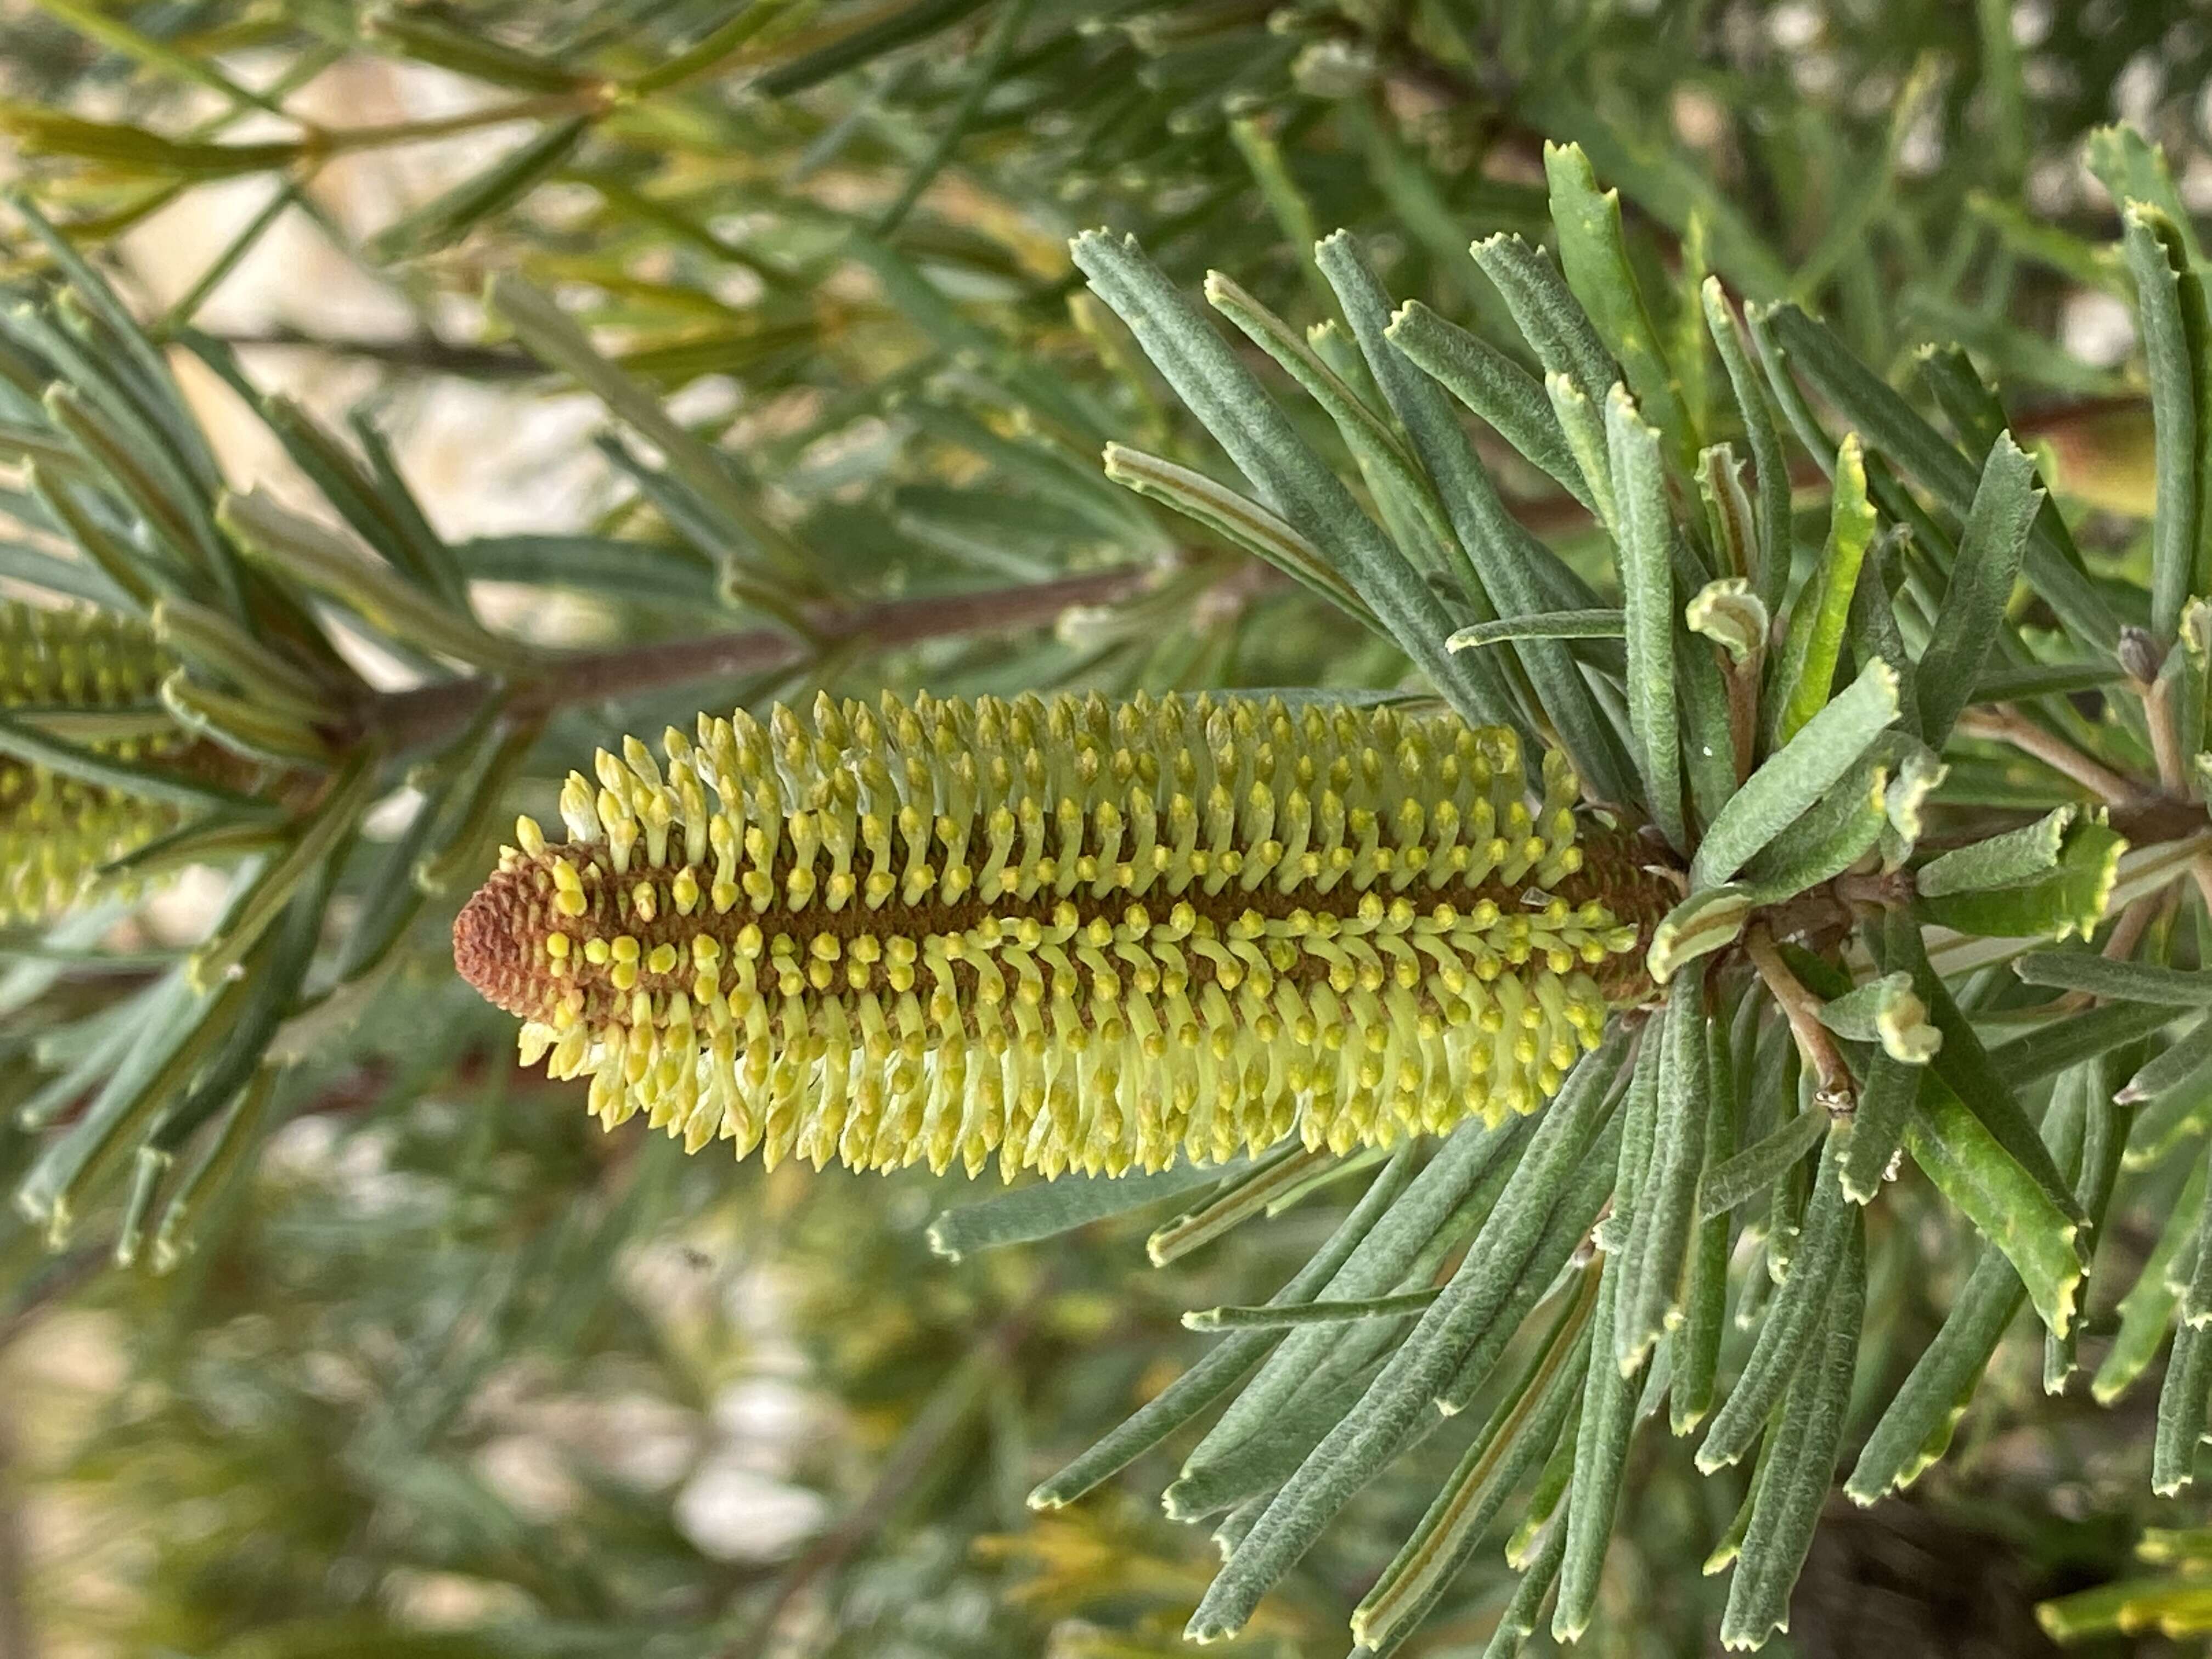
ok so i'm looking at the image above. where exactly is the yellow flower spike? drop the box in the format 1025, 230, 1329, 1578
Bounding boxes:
0, 602, 226, 923
455, 693, 1677, 1177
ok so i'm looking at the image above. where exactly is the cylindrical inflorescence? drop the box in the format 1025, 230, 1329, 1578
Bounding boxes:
456, 692, 1677, 1179
0, 603, 188, 922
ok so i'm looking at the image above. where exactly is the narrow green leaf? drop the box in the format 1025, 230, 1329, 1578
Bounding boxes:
1737, 758, 1887, 900
1616, 969, 1710, 1373
1691, 658, 1899, 888
2155, 1318, 2212, 1493
1353, 1274, 1595, 1650
149, 1061, 276, 1273
1993, 999, 2181, 1096
1182, 1030, 1630, 1640
1699, 1108, 1826, 1221
1701, 279, 1792, 614
1847, 1245, 2022, 1503
2094, 1155, 2208, 1403
1384, 299, 1590, 507
1189, 1117, 1528, 1477
489, 274, 816, 603
1072, 232, 1515, 738
1147, 1148, 1336, 1265
2016, 951, 2212, 1006
186, 753, 377, 993
1719, 1209, 1863, 1650
0, 709, 264, 816
2122, 205, 2202, 645
1767, 304, 2117, 652
1696, 1128, 1850, 1472
1203, 272, 1448, 560
2089, 123, 2205, 264
218, 488, 533, 674
1551, 1262, 1641, 1641
1026, 1152, 1414, 1510
1918, 434, 2044, 744
1544, 142, 1697, 468
361, 3, 588, 93
1469, 233, 1619, 409
1447, 610, 1623, 650
1903, 1080, 2082, 1336
1770, 433, 1877, 746
1673, 1005, 1739, 1435
367, 117, 589, 262
929, 1161, 1241, 1260
1609, 385, 1685, 849
2118, 1012, 2212, 1106
1547, 374, 1616, 526
1485, 1514, 1570, 1659
1317, 232, 1632, 794
1970, 661, 2126, 703
1099, 444, 1373, 623
1184, 1289, 1440, 1332
1915, 808, 2073, 897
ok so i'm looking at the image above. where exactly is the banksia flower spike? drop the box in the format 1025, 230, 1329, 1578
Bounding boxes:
0, 603, 191, 922
457, 692, 1675, 1179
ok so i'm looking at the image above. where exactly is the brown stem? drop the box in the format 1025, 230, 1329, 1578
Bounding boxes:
2131, 668, 2212, 920
1745, 925, 1856, 1115
1955, 705, 2142, 806
367, 562, 1169, 755
302, 89, 613, 156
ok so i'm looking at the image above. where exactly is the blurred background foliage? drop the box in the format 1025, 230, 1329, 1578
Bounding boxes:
2, 1, 2212, 1655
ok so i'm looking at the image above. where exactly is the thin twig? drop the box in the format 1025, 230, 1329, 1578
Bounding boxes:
1745, 924, 1856, 1115
2132, 667, 2212, 921
1955, 704, 2142, 806
368, 562, 1170, 755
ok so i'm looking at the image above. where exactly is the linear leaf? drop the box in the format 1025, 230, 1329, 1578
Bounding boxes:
1027, 1152, 1413, 1510
1315, 232, 1630, 796
1701, 279, 1793, 614
1770, 433, 1877, 746
1071, 232, 1513, 737
1767, 303, 2117, 652
1904, 1079, 2082, 1336
2121, 204, 2202, 644
927, 1159, 1242, 1259
1609, 386, 1685, 848
1915, 808, 2073, 897
1553, 1261, 1641, 1641
1917, 433, 2044, 745
1447, 610, 1623, 650
1384, 299, 1590, 506
1719, 1209, 1863, 1651
1690, 658, 1899, 888
1616, 968, 1710, 1373
1182, 1030, 1630, 1640
2094, 1155, 2208, 1403
1545, 142, 1697, 468
1673, 1005, 1739, 1435
1696, 1128, 1852, 1472
2015, 951, 2212, 1006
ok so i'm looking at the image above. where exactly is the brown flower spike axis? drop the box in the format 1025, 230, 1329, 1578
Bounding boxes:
455, 692, 1676, 1179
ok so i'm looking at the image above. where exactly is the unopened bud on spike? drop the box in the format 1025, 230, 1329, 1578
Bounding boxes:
455, 693, 1674, 1180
